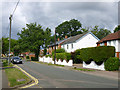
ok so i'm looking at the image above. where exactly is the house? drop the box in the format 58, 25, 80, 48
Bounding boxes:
61, 32, 99, 52
47, 36, 68, 54
97, 30, 120, 59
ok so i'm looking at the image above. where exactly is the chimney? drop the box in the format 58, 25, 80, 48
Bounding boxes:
65, 35, 67, 39
58, 38, 60, 41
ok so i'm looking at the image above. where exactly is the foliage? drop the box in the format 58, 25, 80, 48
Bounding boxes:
90, 25, 111, 39
26, 56, 29, 59
80, 46, 115, 62
56, 53, 71, 61
114, 25, 120, 33
71, 49, 82, 64
56, 19, 82, 40
2, 37, 17, 55
104, 57, 119, 71
43, 48, 47, 56
31, 57, 38, 61
56, 48, 65, 53
17, 23, 51, 60
45, 54, 51, 58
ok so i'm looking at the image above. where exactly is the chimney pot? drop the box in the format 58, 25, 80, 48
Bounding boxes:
65, 35, 67, 39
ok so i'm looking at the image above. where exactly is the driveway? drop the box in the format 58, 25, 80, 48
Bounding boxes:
17, 60, 118, 88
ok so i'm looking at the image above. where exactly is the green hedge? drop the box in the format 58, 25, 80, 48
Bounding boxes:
45, 54, 52, 58
52, 48, 65, 55
26, 56, 29, 59
31, 57, 38, 61
71, 49, 82, 64
80, 46, 115, 62
55, 53, 71, 61
104, 57, 119, 71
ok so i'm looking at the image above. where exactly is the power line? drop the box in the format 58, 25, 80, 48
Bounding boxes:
11, 0, 20, 17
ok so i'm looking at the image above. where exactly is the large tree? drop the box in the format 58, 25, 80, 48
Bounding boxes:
114, 25, 120, 33
17, 23, 51, 60
55, 19, 82, 40
90, 25, 111, 39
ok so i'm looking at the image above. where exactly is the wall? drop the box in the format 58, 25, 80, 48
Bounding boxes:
62, 33, 99, 53
39, 56, 73, 66
83, 61, 105, 70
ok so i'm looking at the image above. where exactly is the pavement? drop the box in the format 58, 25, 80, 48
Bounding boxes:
17, 60, 118, 88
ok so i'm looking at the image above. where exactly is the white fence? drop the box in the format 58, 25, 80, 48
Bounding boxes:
83, 61, 105, 70
39, 56, 73, 66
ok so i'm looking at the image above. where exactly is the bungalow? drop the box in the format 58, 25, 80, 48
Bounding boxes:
97, 30, 120, 59
61, 32, 99, 52
47, 36, 68, 54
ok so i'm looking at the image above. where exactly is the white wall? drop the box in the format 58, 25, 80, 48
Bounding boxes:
106, 40, 120, 52
83, 61, 105, 70
39, 57, 73, 66
62, 33, 99, 53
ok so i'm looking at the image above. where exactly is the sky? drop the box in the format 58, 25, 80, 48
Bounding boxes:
1, 0, 119, 40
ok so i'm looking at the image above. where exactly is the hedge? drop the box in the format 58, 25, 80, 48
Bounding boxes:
52, 48, 65, 55
53, 53, 71, 61
45, 54, 52, 58
71, 49, 82, 64
31, 57, 38, 61
104, 57, 119, 71
80, 46, 115, 62
26, 56, 29, 59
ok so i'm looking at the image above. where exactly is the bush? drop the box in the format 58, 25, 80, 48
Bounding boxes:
71, 49, 82, 64
104, 57, 119, 71
80, 46, 115, 62
26, 56, 29, 59
56, 53, 71, 61
31, 57, 38, 61
45, 54, 51, 58
52, 48, 65, 55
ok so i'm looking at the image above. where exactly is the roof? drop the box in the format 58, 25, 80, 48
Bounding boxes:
62, 32, 99, 45
97, 30, 120, 44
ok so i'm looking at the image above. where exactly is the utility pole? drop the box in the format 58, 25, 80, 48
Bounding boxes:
8, 14, 12, 65
54, 29, 56, 64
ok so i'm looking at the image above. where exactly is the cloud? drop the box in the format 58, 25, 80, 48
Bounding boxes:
2, 1, 118, 39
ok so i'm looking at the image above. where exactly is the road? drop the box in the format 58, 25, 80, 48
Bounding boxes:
17, 60, 118, 88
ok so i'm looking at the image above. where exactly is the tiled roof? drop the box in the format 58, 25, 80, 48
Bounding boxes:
62, 32, 88, 45
97, 30, 120, 44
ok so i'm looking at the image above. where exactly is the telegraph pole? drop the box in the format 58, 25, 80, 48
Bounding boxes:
54, 29, 56, 64
8, 14, 12, 65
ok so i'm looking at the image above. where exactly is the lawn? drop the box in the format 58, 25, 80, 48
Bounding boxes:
5, 68, 31, 87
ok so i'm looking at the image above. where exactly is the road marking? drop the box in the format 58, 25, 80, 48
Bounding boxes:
14, 65, 39, 88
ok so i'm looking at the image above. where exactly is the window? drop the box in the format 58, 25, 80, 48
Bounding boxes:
71, 44, 73, 49
67, 45, 69, 49
113, 40, 116, 46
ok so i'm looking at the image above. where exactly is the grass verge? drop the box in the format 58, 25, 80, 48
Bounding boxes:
5, 68, 31, 87
73, 68, 96, 71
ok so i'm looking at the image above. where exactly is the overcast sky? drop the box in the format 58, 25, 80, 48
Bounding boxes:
1, 0, 119, 39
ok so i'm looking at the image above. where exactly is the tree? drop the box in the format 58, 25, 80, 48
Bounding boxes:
114, 25, 120, 33
17, 23, 51, 60
55, 19, 82, 40
90, 25, 111, 39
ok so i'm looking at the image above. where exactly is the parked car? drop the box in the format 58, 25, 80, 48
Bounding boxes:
11, 57, 22, 64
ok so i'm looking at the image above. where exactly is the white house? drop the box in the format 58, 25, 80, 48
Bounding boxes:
61, 32, 100, 53
97, 30, 120, 59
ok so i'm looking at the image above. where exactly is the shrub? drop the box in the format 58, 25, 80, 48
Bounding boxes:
80, 46, 115, 62
26, 56, 29, 59
52, 48, 65, 55
45, 54, 51, 58
43, 49, 47, 56
31, 57, 38, 61
56, 53, 71, 61
71, 49, 82, 64
104, 57, 119, 71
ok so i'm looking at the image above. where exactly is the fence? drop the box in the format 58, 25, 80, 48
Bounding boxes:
39, 56, 73, 66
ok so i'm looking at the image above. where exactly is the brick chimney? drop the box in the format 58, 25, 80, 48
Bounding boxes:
65, 35, 67, 39
58, 38, 60, 41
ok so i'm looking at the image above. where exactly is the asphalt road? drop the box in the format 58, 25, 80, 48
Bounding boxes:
17, 60, 118, 88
